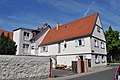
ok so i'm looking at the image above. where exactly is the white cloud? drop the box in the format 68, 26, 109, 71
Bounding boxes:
83, 1, 95, 17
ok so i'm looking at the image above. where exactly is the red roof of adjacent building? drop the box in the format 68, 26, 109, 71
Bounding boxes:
40, 13, 98, 46
0, 30, 13, 39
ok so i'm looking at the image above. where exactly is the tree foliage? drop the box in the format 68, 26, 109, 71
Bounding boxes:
0, 32, 17, 55
105, 26, 120, 54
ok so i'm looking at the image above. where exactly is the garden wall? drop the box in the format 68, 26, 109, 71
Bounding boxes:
0, 55, 50, 80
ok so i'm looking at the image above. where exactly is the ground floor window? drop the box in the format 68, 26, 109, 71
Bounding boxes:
101, 55, 106, 63
95, 55, 100, 64
23, 44, 29, 53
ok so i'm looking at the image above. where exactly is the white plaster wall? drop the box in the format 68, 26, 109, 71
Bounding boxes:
39, 37, 92, 56
57, 55, 77, 66
96, 16, 102, 28
57, 54, 92, 67
39, 37, 91, 55
20, 29, 32, 55
13, 29, 33, 55
39, 44, 58, 55
83, 54, 91, 60
92, 25, 106, 41
13, 30, 21, 55
60, 37, 91, 54
91, 37, 107, 54
92, 16, 106, 41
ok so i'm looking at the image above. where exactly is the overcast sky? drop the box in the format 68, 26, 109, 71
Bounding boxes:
0, 0, 119, 32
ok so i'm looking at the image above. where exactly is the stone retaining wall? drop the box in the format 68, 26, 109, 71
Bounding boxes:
0, 55, 50, 80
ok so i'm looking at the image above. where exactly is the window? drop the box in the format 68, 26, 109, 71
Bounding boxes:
23, 44, 29, 53
63, 40, 67, 49
97, 26, 100, 33
24, 32, 26, 36
101, 55, 105, 63
23, 44, 25, 48
24, 32, 29, 37
75, 39, 85, 47
78, 40, 82, 45
27, 33, 29, 37
95, 55, 100, 64
26, 44, 29, 49
23, 44, 29, 49
64, 43, 67, 48
31, 46, 34, 50
101, 42, 105, 49
94, 39, 99, 47
23, 32, 30, 41
41, 46, 48, 52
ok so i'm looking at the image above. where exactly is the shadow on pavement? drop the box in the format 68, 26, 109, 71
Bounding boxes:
53, 69, 77, 77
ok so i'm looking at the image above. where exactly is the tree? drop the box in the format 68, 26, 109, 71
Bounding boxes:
0, 32, 17, 55
105, 26, 120, 60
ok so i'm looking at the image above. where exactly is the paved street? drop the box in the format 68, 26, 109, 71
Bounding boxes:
68, 68, 116, 80
53, 69, 76, 77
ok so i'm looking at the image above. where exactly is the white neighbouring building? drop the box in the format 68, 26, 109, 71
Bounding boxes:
13, 13, 107, 68
13, 23, 51, 55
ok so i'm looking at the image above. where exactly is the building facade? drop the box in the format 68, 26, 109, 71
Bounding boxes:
39, 13, 107, 67
13, 13, 107, 67
13, 24, 51, 55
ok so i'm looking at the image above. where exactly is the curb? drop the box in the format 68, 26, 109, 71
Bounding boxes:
43, 67, 115, 80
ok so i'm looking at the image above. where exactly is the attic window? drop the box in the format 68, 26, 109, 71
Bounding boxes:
97, 26, 100, 33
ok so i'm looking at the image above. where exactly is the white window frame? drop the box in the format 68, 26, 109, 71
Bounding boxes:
97, 26, 100, 33
23, 32, 30, 41
101, 55, 106, 63
23, 44, 29, 53
94, 39, 99, 48
75, 39, 85, 47
101, 42, 105, 49
95, 55, 100, 64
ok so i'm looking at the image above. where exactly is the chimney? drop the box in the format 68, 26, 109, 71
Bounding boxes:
56, 22, 60, 30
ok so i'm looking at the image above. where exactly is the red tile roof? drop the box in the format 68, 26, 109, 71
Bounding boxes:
40, 13, 98, 46
0, 30, 13, 39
